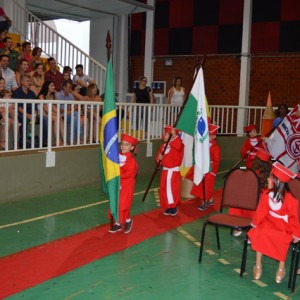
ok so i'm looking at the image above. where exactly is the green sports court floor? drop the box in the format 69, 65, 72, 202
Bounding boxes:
0, 160, 298, 299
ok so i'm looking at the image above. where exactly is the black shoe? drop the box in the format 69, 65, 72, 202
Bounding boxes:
108, 224, 122, 233
124, 219, 133, 234
170, 207, 178, 216
198, 202, 208, 211
163, 208, 171, 216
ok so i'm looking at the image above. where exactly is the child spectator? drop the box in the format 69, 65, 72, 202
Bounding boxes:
109, 133, 138, 234
156, 125, 184, 216
241, 124, 263, 168
248, 162, 300, 283
186, 124, 221, 211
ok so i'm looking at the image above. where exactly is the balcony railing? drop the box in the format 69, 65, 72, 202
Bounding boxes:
0, 99, 270, 153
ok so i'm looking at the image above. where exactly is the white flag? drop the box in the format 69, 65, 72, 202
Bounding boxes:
193, 68, 210, 185
265, 104, 300, 171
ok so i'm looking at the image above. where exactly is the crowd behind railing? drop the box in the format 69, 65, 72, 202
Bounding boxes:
0, 97, 266, 153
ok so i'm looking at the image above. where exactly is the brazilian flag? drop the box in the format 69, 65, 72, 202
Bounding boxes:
99, 59, 120, 222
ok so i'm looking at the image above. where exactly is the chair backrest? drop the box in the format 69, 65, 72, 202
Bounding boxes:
221, 167, 261, 212
288, 177, 300, 219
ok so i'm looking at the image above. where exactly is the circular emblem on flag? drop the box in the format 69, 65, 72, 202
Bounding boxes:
197, 117, 206, 137
286, 134, 300, 160
104, 117, 119, 163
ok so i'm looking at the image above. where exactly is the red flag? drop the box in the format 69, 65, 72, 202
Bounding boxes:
265, 104, 300, 170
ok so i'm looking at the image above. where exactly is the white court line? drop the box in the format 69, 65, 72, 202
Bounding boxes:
0, 188, 159, 230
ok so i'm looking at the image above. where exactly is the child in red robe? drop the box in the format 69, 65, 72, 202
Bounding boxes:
248, 162, 300, 283
240, 124, 263, 168
109, 134, 138, 234
156, 125, 184, 216
186, 124, 221, 211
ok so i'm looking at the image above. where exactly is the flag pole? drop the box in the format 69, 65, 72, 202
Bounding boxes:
105, 31, 114, 227
142, 55, 206, 202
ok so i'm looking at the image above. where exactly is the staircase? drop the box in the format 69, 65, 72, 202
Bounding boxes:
10, 0, 106, 92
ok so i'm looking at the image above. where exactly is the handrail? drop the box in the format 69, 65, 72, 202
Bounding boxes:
0, 98, 274, 153
11, 0, 106, 93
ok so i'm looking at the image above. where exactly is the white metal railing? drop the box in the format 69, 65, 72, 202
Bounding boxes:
0, 99, 269, 153
11, 0, 106, 92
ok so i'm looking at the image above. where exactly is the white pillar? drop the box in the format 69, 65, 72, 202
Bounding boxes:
114, 15, 128, 102
237, 0, 252, 136
144, 0, 155, 83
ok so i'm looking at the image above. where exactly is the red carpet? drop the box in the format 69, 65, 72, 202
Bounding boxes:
0, 190, 222, 298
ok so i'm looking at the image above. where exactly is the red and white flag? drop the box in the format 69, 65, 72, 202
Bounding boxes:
265, 104, 300, 171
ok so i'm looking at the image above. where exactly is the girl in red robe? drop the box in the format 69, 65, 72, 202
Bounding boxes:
109, 134, 138, 234
248, 162, 300, 283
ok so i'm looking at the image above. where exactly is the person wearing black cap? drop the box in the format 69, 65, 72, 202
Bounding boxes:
248, 162, 300, 283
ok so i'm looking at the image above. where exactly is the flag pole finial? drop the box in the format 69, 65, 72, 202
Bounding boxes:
106, 31, 112, 61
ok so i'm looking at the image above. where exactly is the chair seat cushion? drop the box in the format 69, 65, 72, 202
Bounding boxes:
207, 213, 252, 228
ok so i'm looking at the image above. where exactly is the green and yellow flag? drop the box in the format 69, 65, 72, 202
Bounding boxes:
99, 59, 120, 222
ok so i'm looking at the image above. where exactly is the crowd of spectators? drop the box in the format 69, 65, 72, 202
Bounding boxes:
0, 8, 102, 150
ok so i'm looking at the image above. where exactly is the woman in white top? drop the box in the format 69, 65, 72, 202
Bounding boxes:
168, 76, 186, 106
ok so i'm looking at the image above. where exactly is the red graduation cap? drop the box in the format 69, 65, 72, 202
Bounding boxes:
121, 133, 138, 146
255, 148, 272, 162
272, 161, 296, 182
209, 124, 219, 135
164, 125, 179, 135
244, 124, 256, 133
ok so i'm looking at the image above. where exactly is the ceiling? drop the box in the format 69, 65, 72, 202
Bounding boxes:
26, 0, 154, 21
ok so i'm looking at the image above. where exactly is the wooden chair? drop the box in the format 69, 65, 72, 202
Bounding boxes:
287, 177, 300, 293
198, 167, 261, 275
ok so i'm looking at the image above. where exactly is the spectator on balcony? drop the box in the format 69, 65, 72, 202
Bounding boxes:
15, 58, 29, 86
71, 83, 101, 142
44, 57, 64, 92
63, 66, 72, 81
30, 47, 43, 71
0, 7, 12, 32
272, 104, 289, 128
21, 42, 33, 72
167, 76, 186, 106
56, 80, 80, 144
73, 64, 95, 96
30, 63, 45, 96
0, 36, 21, 71
12, 74, 42, 148
38, 81, 64, 146
0, 53, 18, 91
0, 28, 8, 49
131, 76, 154, 136
0, 76, 13, 150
